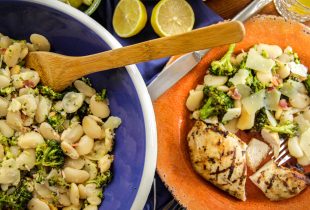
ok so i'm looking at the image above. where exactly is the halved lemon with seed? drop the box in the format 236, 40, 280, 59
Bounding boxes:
151, 0, 195, 37
112, 0, 147, 38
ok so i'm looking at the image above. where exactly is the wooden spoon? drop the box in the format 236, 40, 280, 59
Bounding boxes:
26, 21, 245, 91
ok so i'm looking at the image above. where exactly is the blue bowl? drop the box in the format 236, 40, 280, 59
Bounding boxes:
0, 0, 157, 209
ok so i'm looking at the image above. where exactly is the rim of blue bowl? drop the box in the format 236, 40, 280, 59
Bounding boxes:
16, 0, 157, 209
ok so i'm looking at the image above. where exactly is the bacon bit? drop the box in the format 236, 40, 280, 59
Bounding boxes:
279, 99, 289, 110
20, 113, 28, 121
23, 80, 35, 88
0, 48, 6, 54
228, 87, 241, 100
267, 86, 275, 91
72, 143, 79, 147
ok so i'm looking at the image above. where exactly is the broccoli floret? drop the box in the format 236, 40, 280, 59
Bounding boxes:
47, 112, 66, 132
265, 121, 298, 137
253, 108, 269, 131
199, 86, 234, 121
0, 180, 32, 210
36, 140, 65, 168
77, 102, 91, 119
81, 77, 92, 87
243, 70, 265, 93
47, 174, 69, 188
0, 86, 15, 97
303, 75, 310, 94
0, 134, 18, 146
38, 85, 63, 100
209, 44, 237, 76
95, 89, 107, 101
87, 170, 112, 188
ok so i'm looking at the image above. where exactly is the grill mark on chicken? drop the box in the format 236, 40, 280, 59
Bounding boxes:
228, 148, 237, 181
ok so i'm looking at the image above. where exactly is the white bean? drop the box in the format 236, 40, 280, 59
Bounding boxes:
18, 132, 44, 149
61, 141, 80, 159
39, 122, 60, 141
78, 184, 87, 199
0, 120, 14, 137
30, 34, 51, 51
256, 71, 272, 84
65, 157, 85, 170
83, 159, 98, 180
34, 182, 52, 199
186, 90, 204, 111
289, 93, 310, 109
104, 117, 121, 130
16, 149, 36, 170
74, 80, 96, 97
27, 198, 50, 210
15, 94, 38, 117
98, 154, 113, 173
11, 70, 40, 89
89, 96, 110, 119
59, 193, 71, 207
35, 96, 52, 123
4, 43, 21, 67
235, 52, 247, 64
22, 115, 34, 127
288, 137, 304, 158
87, 196, 101, 206
63, 167, 90, 183
276, 62, 290, 79
61, 123, 84, 144
0, 75, 10, 88
82, 116, 102, 139
0, 97, 8, 117
85, 184, 101, 197
76, 135, 94, 155
27, 43, 39, 52
0, 36, 12, 48
62, 92, 85, 113
6, 111, 24, 131
19, 43, 28, 60
63, 206, 80, 210
70, 183, 80, 206
83, 205, 98, 210
53, 101, 63, 111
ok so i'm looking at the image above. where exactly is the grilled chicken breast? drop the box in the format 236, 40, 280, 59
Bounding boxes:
188, 120, 248, 201
250, 160, 309, 201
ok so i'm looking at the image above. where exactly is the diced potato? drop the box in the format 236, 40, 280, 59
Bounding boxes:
237, 106, 255, 130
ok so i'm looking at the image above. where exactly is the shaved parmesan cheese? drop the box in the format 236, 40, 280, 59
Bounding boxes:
245, 48, 275, 73
265, 89, 281, 111
242, 90, 265, 115
228, 69, 249, 86
204, 75, 228, 87
222, 108, 241, 122
256, 44, 283, 59
236, 84, 251, 98
280, 79, 307, 97
237, 106, 255, 130
288, 62, 308, 78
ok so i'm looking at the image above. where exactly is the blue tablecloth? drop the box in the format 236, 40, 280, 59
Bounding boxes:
91, 1, 222, 209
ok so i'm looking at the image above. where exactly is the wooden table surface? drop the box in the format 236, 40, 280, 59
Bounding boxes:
204, 0, 310, 26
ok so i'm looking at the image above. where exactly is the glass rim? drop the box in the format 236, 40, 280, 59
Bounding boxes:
295, 0, 310, 11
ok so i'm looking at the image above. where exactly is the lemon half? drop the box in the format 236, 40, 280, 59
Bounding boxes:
151, 0, 195, 37
112, 0, 147, 38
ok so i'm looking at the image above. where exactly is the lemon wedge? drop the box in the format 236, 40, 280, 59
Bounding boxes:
151, 0, 195, 37
112, 0, 147, 38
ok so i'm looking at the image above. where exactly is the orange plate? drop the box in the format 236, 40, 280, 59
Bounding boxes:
154, 15, 310, 210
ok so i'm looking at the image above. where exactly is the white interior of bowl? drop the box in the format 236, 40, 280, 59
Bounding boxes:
17, 0, 157, 209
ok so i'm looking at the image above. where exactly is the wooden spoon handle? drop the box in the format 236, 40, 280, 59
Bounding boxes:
69, 21, 245, 76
